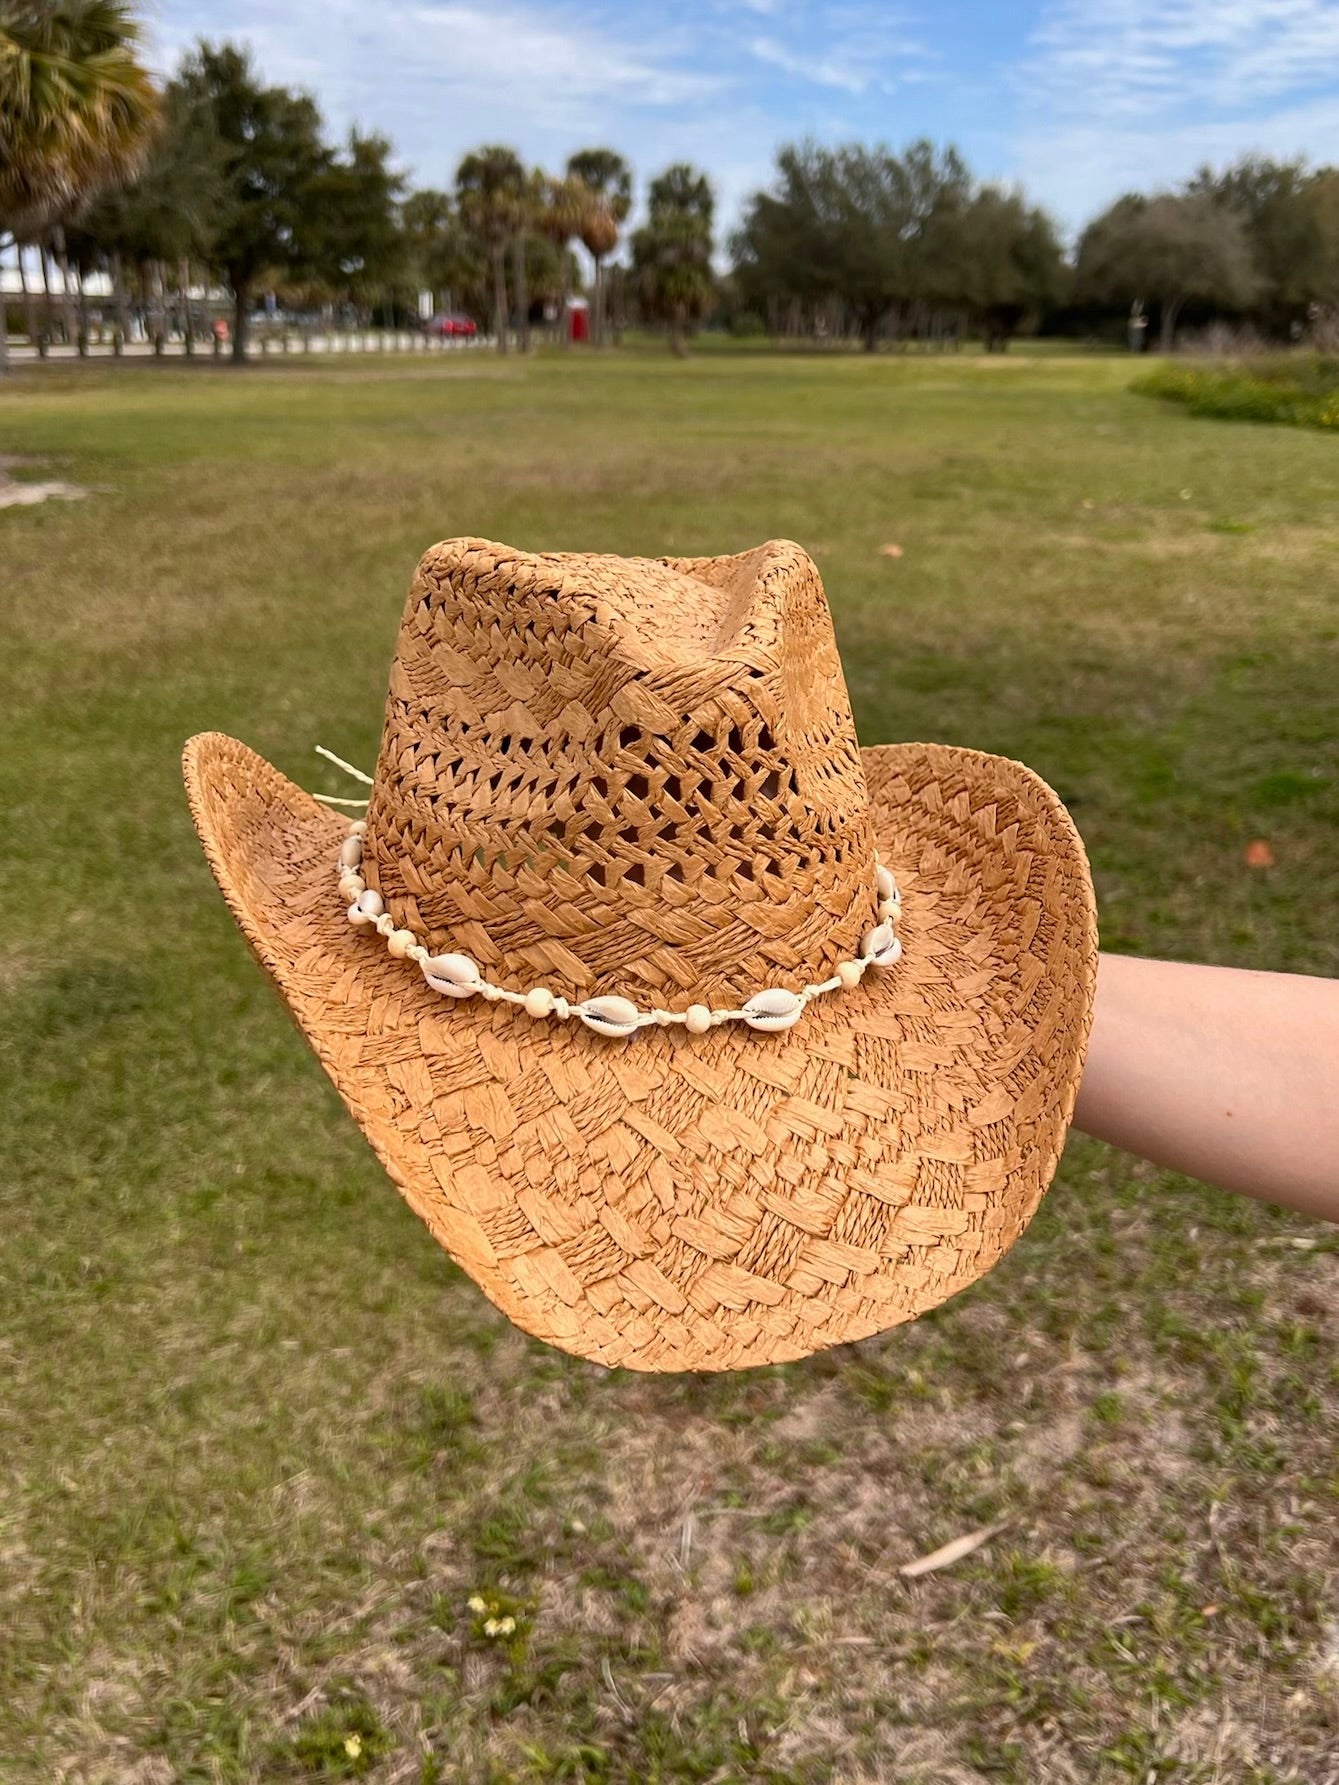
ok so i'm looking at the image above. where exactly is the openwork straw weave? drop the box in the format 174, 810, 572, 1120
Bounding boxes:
184, 537, 1098, 1372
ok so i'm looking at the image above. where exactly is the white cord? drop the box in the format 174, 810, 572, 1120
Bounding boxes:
314, 744, 373, 807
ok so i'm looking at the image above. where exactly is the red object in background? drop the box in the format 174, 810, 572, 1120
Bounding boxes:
568, 303, 589, 344
211, 318, 229, 343
424, 313, 477, 338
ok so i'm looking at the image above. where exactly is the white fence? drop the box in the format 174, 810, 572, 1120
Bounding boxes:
3, 330, 492, 363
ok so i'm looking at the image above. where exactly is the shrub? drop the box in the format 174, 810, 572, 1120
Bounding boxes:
1137, 353, 1339, 431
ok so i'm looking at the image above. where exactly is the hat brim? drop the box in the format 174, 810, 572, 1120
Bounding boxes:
183, 732, 1097, 1372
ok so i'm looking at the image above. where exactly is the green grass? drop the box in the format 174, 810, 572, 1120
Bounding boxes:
1138, 352, 1339, 432
3, 345, 1339, 1782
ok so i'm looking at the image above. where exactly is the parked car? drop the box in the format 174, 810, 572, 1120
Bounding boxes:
423, 313, 478, 338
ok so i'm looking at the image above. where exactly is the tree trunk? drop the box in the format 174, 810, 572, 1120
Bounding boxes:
669, 301, 687, 358
556, 249, 571, 349
53, 227, 79, 348
77, 264, 90, 355
232, 281, 250, 363
180, 258, 195, 356
512, 232, 531, 352
0, 236, 9, 374
1159, 294, 1183, 353
111, 249, 131, 354
151, 261, 167, 355
39, 243, 55, 353
492, 242, 509, 353
592, 254, 603, 347
17, 245, 39, 345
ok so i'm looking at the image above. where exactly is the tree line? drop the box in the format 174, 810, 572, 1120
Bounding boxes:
5, 3, 1339, 369
726, 142, 1339, 352
0, 5, 713, 366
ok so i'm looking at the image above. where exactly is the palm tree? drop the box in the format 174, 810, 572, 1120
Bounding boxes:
456, 145, 525, 355
566, 149, 631, 347
510, 167, 549, 353
0, 1, 158, 370
0, 1, 158, 222
630, 163, 716, 357
537, 172, 589, 345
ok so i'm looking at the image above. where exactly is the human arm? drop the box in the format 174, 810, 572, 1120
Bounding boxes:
1072, 952, 1339, 1222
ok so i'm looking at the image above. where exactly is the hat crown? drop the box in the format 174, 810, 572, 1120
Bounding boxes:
361, 537, 877, 1007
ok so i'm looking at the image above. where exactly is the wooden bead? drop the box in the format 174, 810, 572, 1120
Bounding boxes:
685, 1004, 712, 1034
524, 987, 555, 1018
386, 928, 415, 958
338, 872, 364, 902
837, 959, 864, 989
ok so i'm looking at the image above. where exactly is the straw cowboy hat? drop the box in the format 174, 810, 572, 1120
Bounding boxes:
184, 536, 1097, 1372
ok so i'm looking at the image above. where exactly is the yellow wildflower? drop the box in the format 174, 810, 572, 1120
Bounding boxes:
344, 1732, 363, 1759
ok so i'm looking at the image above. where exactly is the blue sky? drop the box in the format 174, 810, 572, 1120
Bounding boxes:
146, 0, 1339, 251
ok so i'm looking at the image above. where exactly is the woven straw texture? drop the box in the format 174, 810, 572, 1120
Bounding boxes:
184, 536, 1097, 1373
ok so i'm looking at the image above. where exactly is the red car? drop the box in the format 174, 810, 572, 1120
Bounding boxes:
424, 313, 477, 338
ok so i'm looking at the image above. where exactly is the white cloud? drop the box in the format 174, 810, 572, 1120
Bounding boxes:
1019, 96, 1339, 233
149, 1, 729, 140
1024, 0, 1339, 116
1014, 0, 1339, 228
746, 5, 934, 96
750, 34, 868, 93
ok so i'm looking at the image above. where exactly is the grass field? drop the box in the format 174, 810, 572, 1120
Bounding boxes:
3, 344, 1339, 1784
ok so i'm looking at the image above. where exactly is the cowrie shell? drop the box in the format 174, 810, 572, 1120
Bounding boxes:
355, 888, 384, 919
875, 863, 897, 902
861, 923, 899, 965
577, 995, 641, 1038
742, 987, 804, 1032
422, 952, 481, 997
